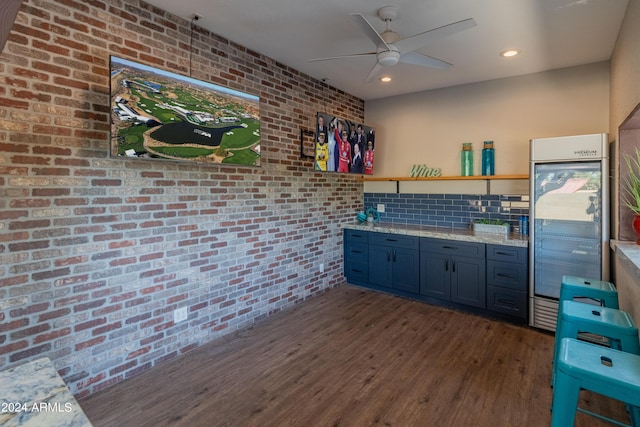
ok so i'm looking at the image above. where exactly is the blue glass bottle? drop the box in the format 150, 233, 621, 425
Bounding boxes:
482, 140, 495, 176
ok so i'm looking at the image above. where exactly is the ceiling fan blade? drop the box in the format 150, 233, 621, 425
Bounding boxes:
395, 18, 476, 54
350, 13, 391, 50
308, 52, 376, 62
400, 51, 451, 69
364, 62, 383, 83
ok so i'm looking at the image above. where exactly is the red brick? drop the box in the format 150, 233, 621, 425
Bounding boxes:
9, 343, 52, 362
10, 323, 51, 339
75, 336, 106, 351
0, 97, 29, 109
75, 318, 107, 333
0, 340, 29, 355
93, 321, 122, 336
76, 372, 105, 391
38, 308, 71, 322
34, 327, 72, 344
12, 23, 51, 41
141, 285, 163, 295
9, 303, 51, 318
74, 299, 106, 313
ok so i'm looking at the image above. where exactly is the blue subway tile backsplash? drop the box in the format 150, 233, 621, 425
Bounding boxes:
364, 193, 529, 232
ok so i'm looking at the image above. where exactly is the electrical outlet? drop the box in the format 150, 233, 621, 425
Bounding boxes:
377, 204, 385, 213
174, 307, 188, 323
319, 263, 325, 273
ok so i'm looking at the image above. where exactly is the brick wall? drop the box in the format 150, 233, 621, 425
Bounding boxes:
0, 0, 364, 398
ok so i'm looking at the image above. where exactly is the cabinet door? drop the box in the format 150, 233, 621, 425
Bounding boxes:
344, 230, 369, 283
451, 256, 486, 308
368, 245, 392, 288
392, 247, 419, 294
420, 251, 450, 300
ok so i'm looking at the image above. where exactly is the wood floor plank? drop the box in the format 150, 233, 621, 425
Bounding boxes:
80, 285, 631, 427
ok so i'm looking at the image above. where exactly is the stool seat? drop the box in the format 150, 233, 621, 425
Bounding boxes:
552, 300, 640, 388
561, 300, 638, 340
560, 275, 618, 309
552, 338, 640, 426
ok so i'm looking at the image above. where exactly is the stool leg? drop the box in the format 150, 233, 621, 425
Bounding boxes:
551, 305, 566, 387
605, 294, 620, 309
551, 369, 581, 427
552, 317, 579, 389
630, 405, 640, 427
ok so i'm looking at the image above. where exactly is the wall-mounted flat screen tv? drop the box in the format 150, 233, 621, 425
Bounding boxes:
109, 56, 260, 166
314, 113, 375, 175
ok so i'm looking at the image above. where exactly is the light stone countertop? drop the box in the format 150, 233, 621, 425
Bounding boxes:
343, 222, 529, 248
0, 357, 93, 427
611, 240, 640, 276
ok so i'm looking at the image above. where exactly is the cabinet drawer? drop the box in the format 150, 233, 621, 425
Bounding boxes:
487, 286, 527, 320
487, 245, 527, 263
345, 261, 368, 283
486, 260, 527, 291
420, 238, 485, 259
345, 229, 369, 243
345, 242, 368, 263
369, 232, 419, 250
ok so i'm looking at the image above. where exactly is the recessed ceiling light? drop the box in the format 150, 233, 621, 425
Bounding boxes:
500, 49, 520, 58
379, 76, 392, 83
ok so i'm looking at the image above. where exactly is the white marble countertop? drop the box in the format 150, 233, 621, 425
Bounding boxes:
344, 222, 529, 248
0, 357, 93, 427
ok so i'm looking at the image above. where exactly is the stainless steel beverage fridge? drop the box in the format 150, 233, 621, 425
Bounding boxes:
529, 133, 609, 331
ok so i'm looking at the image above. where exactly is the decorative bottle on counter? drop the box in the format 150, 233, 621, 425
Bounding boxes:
461, 142, 473, 176
520, 215, 529, 236
482, 140, 495, 176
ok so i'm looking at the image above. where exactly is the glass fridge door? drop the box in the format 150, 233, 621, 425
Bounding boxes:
532, 162, 602, 299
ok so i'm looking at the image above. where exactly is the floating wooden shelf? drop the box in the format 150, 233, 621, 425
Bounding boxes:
359, 174, 529, 181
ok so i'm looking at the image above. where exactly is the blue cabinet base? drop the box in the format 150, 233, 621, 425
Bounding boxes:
346, 281, 527, 325
344, 229, 528, 325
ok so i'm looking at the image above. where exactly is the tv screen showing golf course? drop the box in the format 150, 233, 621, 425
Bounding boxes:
109, 56, 260, 166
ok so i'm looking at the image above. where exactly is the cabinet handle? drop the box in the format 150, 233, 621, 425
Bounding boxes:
352, 250, 362, 254
387, 250, 391, 262
496, 251, 514, 256
352, 269, 363, 273
386, 238, 398, 242
445, 259, 449, 271
443, 245, 457, 250
452, 261, 456, 273
497, 298, 517, 306
392, 249, 396, 262
497, 273, 517, 279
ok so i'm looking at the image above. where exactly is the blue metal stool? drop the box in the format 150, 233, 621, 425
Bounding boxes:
560, 275, 619, 309
551, 338, 640, 427
552, 276, 620, 386
551, 300, 640, 388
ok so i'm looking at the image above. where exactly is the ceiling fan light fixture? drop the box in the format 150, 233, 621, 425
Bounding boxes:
379, 76, 392, 83
500, 49, 520, 58
377, 50, 400, 67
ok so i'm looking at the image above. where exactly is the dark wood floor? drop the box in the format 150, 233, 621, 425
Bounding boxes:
80, 285, 630, 427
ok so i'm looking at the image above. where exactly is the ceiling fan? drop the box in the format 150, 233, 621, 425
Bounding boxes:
309, 6, 476, 83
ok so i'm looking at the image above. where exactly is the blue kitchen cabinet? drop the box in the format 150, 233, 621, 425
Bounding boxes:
344, 229, 369, 285
343, 227, 528, 324
368, 232, 420, 294
420, 238, 486, 309
486, 244, 528, 320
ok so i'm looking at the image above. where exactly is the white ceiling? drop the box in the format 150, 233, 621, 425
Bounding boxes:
143, 0, 629, 101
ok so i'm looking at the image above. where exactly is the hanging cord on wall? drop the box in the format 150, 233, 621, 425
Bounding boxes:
189, 15, 200, 77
